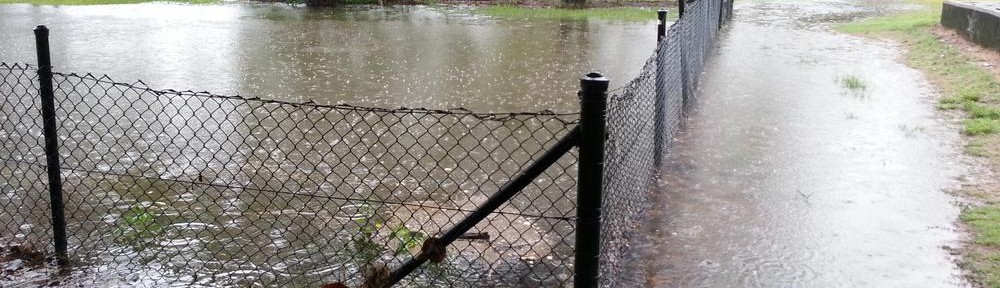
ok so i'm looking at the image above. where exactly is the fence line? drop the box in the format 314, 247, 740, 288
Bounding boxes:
0, 0, 732, 286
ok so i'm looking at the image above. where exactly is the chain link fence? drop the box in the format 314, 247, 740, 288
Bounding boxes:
2, 64, 580, 287
0, 0, 732, 286
599, 0, 730, 286
0, 63, 53, 260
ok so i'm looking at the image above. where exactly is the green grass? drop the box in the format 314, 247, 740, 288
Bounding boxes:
964, 252, 1000, 288
837, 11, 939, 33
961, 205, 1000, 287
0, 0, 215, 5
963, 206, 1000, 247
968, 102, 1000, 120
477, 6, 666, 21
838, 75, 867, 91
965, 119, 1000, 136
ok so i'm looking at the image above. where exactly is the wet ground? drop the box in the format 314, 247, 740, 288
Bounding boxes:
637, 0, 969, 287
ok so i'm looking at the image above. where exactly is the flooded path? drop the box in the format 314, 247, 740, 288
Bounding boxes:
639, 0, 969, 287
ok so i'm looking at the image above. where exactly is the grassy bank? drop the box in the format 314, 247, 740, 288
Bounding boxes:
837, 1, 1000, 287
0, 0, 214, 4
477, 6, 667, 21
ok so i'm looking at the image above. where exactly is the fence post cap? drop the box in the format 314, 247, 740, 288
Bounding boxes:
658, 9, 668, 20
34, 25, 48, 33
580, 72, 610, 92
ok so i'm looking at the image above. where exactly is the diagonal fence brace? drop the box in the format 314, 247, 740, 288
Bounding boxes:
374, 126, 581, 287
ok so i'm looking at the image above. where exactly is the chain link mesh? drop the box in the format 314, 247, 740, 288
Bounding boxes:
599, 0, 731, 286
0, 63, 53, 260
2, 65, 580, 286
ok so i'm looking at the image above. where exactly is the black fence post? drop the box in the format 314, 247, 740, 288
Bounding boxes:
654, 11, 667, 169
718, 0, 725, 29
679, 0, 686, 18
34, 25, 68, 266
576, 72, 608, 288
679, 5, 691, 108
657, 9, 667, 42
730, 0, 734, 21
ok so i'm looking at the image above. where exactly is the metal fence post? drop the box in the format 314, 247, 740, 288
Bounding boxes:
34, 25, 68, 266
679, 9, 691, 108
679, 0, 686, 18
718, 0, 725, 29
654, 11, 667, 169
576, 72, 608, 288
657, 9, 667, 42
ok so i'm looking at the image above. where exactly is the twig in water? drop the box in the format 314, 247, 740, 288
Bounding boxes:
795, 189, 813, 205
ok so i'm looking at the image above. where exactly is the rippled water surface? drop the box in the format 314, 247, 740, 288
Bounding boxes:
0, 3, 657, 112
636, 0, 969, 287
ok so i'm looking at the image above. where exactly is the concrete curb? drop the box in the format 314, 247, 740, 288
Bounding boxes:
941, 1, 1000, 50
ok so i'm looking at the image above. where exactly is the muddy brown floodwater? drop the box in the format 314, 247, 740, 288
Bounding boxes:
634, 0, 971, 287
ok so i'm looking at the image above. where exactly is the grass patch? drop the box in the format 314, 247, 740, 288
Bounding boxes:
838, 74, 867, 91
837, 11, 939, 33
964, 252, 1000, 288
0, 0, 215, 5
963, 205, 1000, 247
477, 6, 665, 21
961, 205, 1000, 286
965, 118, 1000, 136
968, 102, 1000, 120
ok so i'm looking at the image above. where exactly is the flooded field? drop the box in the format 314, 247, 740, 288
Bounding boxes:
0, 3, 657, 112
635, 0, 969, 287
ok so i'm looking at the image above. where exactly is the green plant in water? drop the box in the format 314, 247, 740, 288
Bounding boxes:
389, 225, 427, 256
838, 74, 867, 91
352, 203, 385, 262
114, 205, 163, 250
350, 202, 430, 262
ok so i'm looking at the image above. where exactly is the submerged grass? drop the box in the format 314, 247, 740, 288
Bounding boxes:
837, 0, 1000, 286
0, 0, 215, 4
477, 6, 665, 21
838, 7, 1000, 136
838, 74, 867, 91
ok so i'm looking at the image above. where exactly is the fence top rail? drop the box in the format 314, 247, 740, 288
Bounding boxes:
3, 61, 581, 123
0, 62, 36, 70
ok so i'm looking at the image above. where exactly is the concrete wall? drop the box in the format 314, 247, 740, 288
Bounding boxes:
941, 1, 1000, 50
